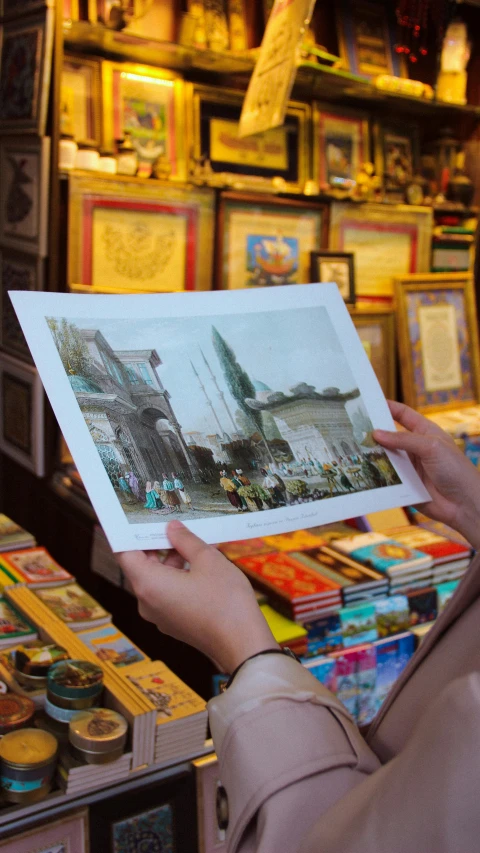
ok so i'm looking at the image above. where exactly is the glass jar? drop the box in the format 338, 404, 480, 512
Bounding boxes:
75, 142, 100, 171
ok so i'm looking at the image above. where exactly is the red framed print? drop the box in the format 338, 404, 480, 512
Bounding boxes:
313, 104, 370, 192
68, 173, 215, 292
102, 61, 186, 180
329, 201, 432, 300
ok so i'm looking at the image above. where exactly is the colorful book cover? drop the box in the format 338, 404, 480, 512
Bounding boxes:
0, 515, 35, 552
331, 649, 359, 719
0, 547, 73, 587
364, 507, 410, 531
307, 522, 357, 542
259, 604, 307, 645
303, 546, 386, 590
35, 583, 109, 627
235, 553, 341, 603
262, 530, 326, 552
384, 525, 470, 564
302, 656, 336, 692
374, 595, 410, 638
303, 613, 343, 656
406, 587, 437, 626
291, 551, 353, 589
355, 644, 377, 726
217, 537, 273, 561
436, 579, 460, 613
123, 660, 206, 724
339, 601, 378, 648
407, 509, 472, 549
333, 532, 432, 574
77, 623, 148, 668
0, 598, 37, 645
373, 632, 415, 713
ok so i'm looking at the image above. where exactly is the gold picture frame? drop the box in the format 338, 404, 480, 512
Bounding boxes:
349, 304, 396, 399
102, 61, 187, 180
187, 83, 310, 194
68, 172, 215, 292
329, 201, 432, 299
62, 53, 102, 147
394, 272, 480, 413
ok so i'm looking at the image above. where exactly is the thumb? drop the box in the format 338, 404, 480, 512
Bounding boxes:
373, 428, 437, 460
166, 520, 211, 562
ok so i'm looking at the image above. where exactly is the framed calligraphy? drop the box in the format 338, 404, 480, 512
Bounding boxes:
394, 273, 480, 413
348, 305, 396, 398
0, 136, 50, 256
0, 352, 45, 475
0, 9, 54, 134
329, 201, 432, 300
102, 61, 186, 179
188, 84, 309, 193
68, 173, 215, 292
217, 191, 328, 290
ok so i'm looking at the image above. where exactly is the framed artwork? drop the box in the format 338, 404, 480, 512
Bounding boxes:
394, 273, 480, 413
89, 770, 197, 853
374, 121, 420, 196
0, 810, 88, 852
0, 247, 43, 361
310, 250, 355, 304
193, 754, 227, 853
0, 136, 50, 256
217, 192, 328, 290
0, 10, 54, 134
68, 173, 215, 292
336, 0, 405, 78
329, 201, 432, 300
188, 84, 309, 193
349, 305, 396, 398
313, 104, 370, 190
0, 0, 54, 15
0, 352, 45, 476
102, 61, 186, 179
62, 54, 102, 147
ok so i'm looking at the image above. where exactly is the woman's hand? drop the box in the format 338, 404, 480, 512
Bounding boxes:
117, 520, 278, 674
373, 400, 480, 550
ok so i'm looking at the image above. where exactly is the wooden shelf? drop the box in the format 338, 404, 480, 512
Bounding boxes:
63, 21, 254, 74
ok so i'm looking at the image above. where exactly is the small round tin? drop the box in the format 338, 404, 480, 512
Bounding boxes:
0, 728, 58, 805
45, 696, 83, 725
14, 644, 68, 690
0, 695, 35, 735
47, 660, 103, 709
69, 708, 128, 765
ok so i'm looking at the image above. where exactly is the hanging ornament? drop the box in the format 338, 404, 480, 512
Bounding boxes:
395, 0, 455, 64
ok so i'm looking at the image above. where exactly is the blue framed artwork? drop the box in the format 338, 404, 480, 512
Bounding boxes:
336, 0, 405, 79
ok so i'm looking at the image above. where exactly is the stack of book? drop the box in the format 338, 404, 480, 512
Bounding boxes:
57, 748, 132, 795
384, 525, 471, 586
35, 583, 111, 631
0, 598, 38, 647
235, 552, 342, 622
259, 604, 308, 657
122, 660, 208, 766
0, 547, 73, 589
0, 515, 35, 552
331, 532, 433, 592
291, 546, 388, 605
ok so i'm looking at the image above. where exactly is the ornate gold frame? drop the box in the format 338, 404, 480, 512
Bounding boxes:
348, 304, 396, 399
394, 272, 480, 413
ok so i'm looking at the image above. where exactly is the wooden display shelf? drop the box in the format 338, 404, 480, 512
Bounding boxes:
63, 20, 255, 74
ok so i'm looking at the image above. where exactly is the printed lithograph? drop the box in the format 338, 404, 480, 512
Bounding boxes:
11, 285, 429, 552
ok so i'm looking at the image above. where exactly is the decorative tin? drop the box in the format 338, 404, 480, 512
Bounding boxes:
69, 708, 128, 764
44, 696, 85, 726
13, 644, 68, 690
0, 728, 58, 804
47, 660, 103, 710
0, 695, 35, 735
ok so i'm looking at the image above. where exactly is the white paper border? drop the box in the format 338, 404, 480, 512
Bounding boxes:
10, 284, 430, 551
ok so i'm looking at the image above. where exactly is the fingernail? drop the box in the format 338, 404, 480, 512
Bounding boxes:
168, 519, 184, 530
372, 429, 388, 439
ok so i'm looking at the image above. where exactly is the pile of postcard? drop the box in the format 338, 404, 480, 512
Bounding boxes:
0, 546, 73, 590
122, 660, 208, 766
57, 746, 133, 795
0, 514, 35, 552
382, 525, 472, 586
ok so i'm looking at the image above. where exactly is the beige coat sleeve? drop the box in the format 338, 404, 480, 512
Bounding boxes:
209, 659, 480, 853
